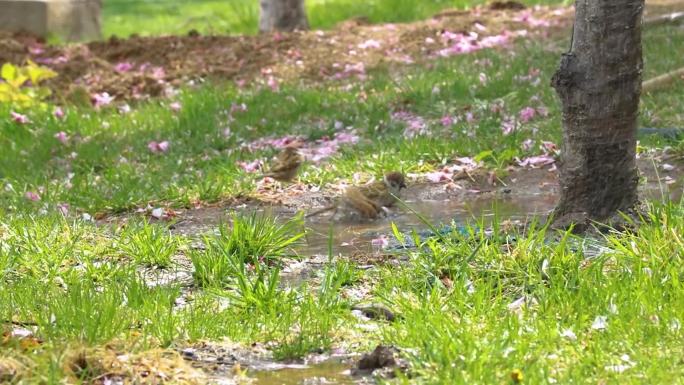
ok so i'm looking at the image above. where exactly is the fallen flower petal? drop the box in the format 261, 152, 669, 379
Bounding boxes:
519, 106, 536, 123
169, 101, 182, 112
518, 155, 555, 168
54, 131, 69, 144
92, 92, 115, 108
238, 159, 262, 173
426, 171, 453, 183
25, 191, 41, 201
53, 106, 65, 119
114, 61, 134, 72
10, 111, 30, 124
371, 235, 389, 248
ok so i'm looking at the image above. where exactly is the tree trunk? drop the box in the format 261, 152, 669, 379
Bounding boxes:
550, 0, 645, 230
259, 0, 309, 33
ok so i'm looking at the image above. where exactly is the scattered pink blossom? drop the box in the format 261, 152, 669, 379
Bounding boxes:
371, 235, 389, 248
474, 22, 487, 31
151, 66, 166, 79
425, 37, 436, 44
541, 141, 559, 154
521, 139, 534, 151
119, 104, 131, 114
114, 62, 134, 72
148, 140, 170, 153
266, 76, 279, 92
465, 112, 476, 123
479, 72, 488, 85
358, 39, 382, 49
57, 203, 69, 216
501, 117, 516, 135
238, 159, 262, 173
518, 155, 555, 168
223, 127, 232, 138
54, 131, 68, 144
519, 107, 537, 123
335, 62, 366, 79
426, 171, 452, 183
231, 103, 248, 114
28, 45, 45, 55
53, 107, 65, 119
662, 163, 676, 171
169, 101, 182, 112
10, 111, 30, 124
334, 131, 360, 144
515, 10, 552, 27
440, 115, 455, 127
392, 111, 428, 138
92, 92, 115, 108
25, 191, 40, 201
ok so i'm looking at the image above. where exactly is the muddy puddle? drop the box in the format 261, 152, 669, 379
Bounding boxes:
249, 360, 359, 385
172, 159, 682, 262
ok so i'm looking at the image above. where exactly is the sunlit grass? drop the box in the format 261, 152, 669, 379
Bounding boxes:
103, 0, 568, 38
0, 10, 683, 384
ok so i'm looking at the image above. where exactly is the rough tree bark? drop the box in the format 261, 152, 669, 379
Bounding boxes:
550, 0, 645, 230
259, 0, 309, 33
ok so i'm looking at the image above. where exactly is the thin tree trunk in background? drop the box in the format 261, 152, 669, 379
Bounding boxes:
551, 0, 644, 230
259, 0, 309, 33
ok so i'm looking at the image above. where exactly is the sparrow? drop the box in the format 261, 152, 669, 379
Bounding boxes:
258, 146, 303, 182
306, 171, 407, 220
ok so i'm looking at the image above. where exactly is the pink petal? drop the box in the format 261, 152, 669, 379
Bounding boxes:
521, 139, 534, 151
53, 107, 65, 119
519, 107, 536, 123
147, 141, 159, 153
501, 118, 516, 135
238, 159, 262, 173
54, 131, 68, 144
25, 191, 41, 201
518, 155, 555, 168
440, 115, 455, 127
157, 141, 170, 152
371, 235, 389, 248
92, 92, 115, 108
10, 111, 30, 124
114, 62, 134, 73
541, 141, 558, 154
57, 203, 69, 215
358, 39, 382, 49
426, 171, 452, 183
169, 102, 182, 112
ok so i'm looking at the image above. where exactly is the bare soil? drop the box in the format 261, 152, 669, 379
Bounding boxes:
0, 2, 574, 103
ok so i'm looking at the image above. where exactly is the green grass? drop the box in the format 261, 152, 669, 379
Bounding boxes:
103, 0, 569, 38
1, 13, 683, 385
2, 24, 682, 215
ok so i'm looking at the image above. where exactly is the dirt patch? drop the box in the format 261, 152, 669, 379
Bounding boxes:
0, 4, 574, 103
2, 1, 682, 103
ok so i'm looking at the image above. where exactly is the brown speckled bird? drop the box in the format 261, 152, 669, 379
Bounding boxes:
306, 171, 407, 220
259, 146, 303, 182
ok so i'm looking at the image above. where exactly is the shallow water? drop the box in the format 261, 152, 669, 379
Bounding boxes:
250, 361, 358, 385
300, 192, 558, 257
